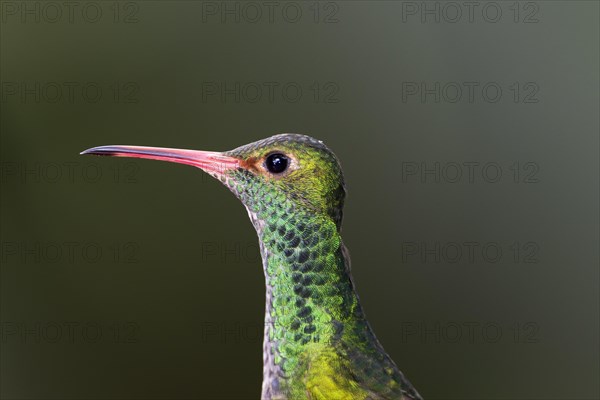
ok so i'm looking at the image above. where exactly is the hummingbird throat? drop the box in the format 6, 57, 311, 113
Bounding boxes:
245, 205, 364, 397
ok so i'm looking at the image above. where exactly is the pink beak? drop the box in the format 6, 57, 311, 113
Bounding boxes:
80, 145, 240, 175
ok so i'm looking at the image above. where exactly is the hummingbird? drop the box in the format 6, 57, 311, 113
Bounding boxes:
81, 134, 422, 400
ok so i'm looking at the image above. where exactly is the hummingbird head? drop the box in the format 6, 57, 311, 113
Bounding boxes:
81, 134, 346, 228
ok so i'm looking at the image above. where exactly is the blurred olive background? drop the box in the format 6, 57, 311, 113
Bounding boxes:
1, 1, 598, 399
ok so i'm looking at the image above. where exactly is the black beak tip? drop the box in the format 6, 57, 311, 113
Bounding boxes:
80, 146, 116, 156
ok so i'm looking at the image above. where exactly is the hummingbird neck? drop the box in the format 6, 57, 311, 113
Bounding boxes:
245, 207, 367, 397
226, 167, 418, 399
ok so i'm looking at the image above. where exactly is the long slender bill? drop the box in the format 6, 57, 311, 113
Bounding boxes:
80, 145, 240, 175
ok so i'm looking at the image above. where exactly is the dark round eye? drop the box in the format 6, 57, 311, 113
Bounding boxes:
265, 153, 289, 174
